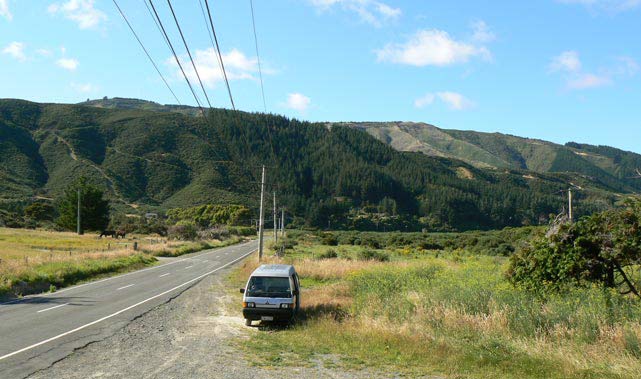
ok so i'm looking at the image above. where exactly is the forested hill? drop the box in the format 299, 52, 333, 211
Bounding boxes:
347, 121, 641, 193
0, 98, 623, 231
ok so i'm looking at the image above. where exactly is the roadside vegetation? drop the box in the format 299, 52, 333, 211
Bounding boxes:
0, 175, 256, 298
0, 227, 252, 299
231, 225, 641, 378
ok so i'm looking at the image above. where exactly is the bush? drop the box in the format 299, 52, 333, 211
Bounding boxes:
507, 199, 641, 297
24, 202, 55, 221
228, 226, 256, 237
492, 243, 515, 256
321, 233, 338, 246
197, 227, 230, 240
361, 236, 381, 249
272, 238, 297, 251
317, 248, 338, 259
168, 221, 198, 240
357, 249, 389, 262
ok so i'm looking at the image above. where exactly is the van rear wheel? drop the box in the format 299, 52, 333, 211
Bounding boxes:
245, 319, 252, 326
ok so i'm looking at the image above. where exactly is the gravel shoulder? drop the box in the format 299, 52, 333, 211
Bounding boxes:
27, 261, 386, 379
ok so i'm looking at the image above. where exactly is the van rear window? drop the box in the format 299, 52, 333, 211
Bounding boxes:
246, 276, 292, 298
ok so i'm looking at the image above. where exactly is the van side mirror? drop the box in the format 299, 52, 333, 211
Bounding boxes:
239, 288, 245, 294
292, 289, 299, 296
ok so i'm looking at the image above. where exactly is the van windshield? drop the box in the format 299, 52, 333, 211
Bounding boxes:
246, 276, 292, 298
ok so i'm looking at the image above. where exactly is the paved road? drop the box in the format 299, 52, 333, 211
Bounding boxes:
0, 240, 258, 379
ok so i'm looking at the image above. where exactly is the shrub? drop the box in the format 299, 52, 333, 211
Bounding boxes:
317, 249, 338, 259
507, 198, 641, 297
361, 236, 381, 249
168, 221, 198, 240
357, 249, 389, 262
197, 226, 230, 240
492, 243, 515, 256
322, 233, 338, 246
228, 226, 256, 237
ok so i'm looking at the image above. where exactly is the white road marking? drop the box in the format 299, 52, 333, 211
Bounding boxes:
37, 303, 69, 313
116, 284, 135, 291
184, 265, 194, 269
158, 273, 170, 278
0, 247, 257, 362
0, 240, 257, 306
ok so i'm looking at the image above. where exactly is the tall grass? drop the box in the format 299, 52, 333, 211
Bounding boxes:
238, 242, 641, 378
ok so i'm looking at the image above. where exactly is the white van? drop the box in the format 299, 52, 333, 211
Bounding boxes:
240, 264, 300, 326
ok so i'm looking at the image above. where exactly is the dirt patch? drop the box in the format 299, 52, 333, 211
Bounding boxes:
456, 167, 474, 180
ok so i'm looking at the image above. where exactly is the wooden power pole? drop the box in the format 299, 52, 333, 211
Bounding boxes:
568, 188, 573, 223
77, 188, 83, 235
273, 192, 278, 243
281, 208, 285, 237
258, 166, 265, 261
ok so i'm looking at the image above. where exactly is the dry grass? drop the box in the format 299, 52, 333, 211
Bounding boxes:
236, 241, 641, 378
0, 227, 241, 297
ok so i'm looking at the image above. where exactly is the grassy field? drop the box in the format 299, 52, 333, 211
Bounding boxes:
0, 227, 247, 298
231, 231, 641, 378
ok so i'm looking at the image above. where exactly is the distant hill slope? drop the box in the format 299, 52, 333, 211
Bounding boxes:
345, 122, 641, 193
0, 98, 626, 230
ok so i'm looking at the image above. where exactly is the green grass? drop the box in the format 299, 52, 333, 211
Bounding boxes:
0, 227, 249, 299
147, 236, 245, 257
0, 254, 156, 297
233, 232, 641, 378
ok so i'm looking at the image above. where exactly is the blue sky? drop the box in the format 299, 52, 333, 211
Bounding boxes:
1, 0, 640, 152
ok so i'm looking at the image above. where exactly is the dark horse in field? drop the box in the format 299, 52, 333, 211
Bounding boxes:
100, 230, 126, 239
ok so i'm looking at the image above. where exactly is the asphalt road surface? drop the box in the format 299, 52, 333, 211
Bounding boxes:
0, 240, 258, 379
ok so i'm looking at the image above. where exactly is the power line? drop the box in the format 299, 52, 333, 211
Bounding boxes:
165, 0, 214, 109
250, 0, 267, 112
248, 0, 278, 166
112, 0, 181, 105
147, 0, 206, 115
203, 0, 236, 110
143, 0, 172, 52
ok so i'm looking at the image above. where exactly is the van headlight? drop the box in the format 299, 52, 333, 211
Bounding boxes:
243, 302, 255, 308
280, 303, 291, 309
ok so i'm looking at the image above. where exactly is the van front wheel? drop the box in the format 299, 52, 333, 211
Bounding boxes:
245, 319, 252, 326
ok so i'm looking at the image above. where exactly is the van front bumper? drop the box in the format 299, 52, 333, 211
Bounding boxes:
243, 307, 294, 321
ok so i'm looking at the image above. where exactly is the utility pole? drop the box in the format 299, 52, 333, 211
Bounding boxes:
258, 166, 265, 261
281, 208, 285, 237
568, 188, 573, 223
273, 192, 278, 243
77, 188, 83, 235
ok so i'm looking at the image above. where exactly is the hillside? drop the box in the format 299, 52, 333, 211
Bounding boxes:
347, 121, 641, 193
0, 98, 624, 231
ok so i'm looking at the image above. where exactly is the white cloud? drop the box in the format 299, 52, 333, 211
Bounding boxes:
471, 20, 495, 43
0, 0, 12, 21
167, 48, 264, 89
283, 93, 311, 112
2, 41, 26, 61
414, 92, 474, 111
309, 0, 401, 27
56, 57, 79, 70
376, 29, 491, 67
48, 0, 107, 29
567, 73, 612, 89
71, 82, 98, 93
615, 56, 639, 76
413, 93, 435, 108
549, 51, 638, 90
557, 0, 641, 12
549, 51, 582, 72
36, 48, 53, 57
437, 92, 474, 110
